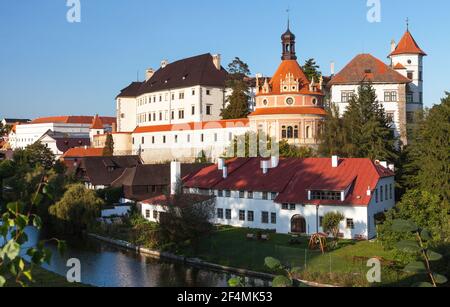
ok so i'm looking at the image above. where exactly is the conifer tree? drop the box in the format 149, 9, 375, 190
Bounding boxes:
302, 58, 322, 82
221, 57, 251, 119
318, 103, 345, 157
103, 134, 114, 156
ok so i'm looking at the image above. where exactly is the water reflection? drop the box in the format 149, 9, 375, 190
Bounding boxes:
17, 227, 271, 287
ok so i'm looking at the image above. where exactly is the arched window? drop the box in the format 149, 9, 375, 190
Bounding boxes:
306, 126, 311, 139
287, 126, 294, 139
281, 126, 287, 139
294, 126, 299, 139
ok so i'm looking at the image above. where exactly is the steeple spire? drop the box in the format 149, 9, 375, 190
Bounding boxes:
406, 17, 409, 31
286, 7, 291, 30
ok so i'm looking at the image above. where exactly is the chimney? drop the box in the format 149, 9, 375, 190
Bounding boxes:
390, 40, 396, 53
261, 160, 270, 174
367, 186, 372, 196
388, 164, 395, 172
271, 156, 279, 168
380, 161, 388, 169
330, 61, 335, 76
161, 60, 169, 69
170, 161, 181, 195
145, 68, 154, 81
222, 166, 228, 179
332, 155, 339, 168
218, 158, 225, 170
212, 54, 221, 70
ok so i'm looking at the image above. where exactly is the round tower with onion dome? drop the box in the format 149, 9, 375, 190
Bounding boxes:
249, 22, 326, 147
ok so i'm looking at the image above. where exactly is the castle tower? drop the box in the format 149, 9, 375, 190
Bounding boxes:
281, 19, 297, 61
389, 22, 427, 105
89, 114, 104, 144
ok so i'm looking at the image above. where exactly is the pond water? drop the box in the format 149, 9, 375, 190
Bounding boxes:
17, 227, 271, 287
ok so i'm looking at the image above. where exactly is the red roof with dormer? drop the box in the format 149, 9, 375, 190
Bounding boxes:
133, 119, 249, 134
389, 30, 426, 57
184, 157, 394, 207
329, 54, 411, 85
31, 116, 116, 126
268, 60, 318, 95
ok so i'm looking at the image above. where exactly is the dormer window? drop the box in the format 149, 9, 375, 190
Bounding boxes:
310, 191, 342, 201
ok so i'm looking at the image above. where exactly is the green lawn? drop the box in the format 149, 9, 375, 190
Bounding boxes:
4, 266, 90, 287
180, 226, 409, 286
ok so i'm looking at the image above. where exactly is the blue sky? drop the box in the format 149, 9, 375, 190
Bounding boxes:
0, 0, 448, 118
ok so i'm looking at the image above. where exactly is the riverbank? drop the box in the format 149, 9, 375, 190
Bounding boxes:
91, 225, 415, 287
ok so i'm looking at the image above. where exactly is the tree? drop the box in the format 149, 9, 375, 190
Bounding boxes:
302, 58, 322, 82
322, 212, 345, 247
103, 134, 114, 156
157, 181, 215, 250
14, 142, 55, 170
402, 93, 450, 204
49, 184, 104, 235
278, 140, 315, 158
319, 83, 397, 161
224, 131, 274, 158
378, 190, 450, 247
0, 160, 15, 205
221, 57, 251, 119
318, 103, 346, 157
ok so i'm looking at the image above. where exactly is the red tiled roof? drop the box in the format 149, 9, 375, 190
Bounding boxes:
249, 107, 327, 117
389, 30, 427, 57
141, 194, 214, 208
133, 119, 249, 134
328, 54, 411, 85
61, 147, 104, 159
184, 157, 394, 207
31, 116, 116, 125
269, 60, 318, 95
90, 115, 104, 129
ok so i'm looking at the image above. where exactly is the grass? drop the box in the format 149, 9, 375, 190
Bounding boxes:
4, 265, 90, 287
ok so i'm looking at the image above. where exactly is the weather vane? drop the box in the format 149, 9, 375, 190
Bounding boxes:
286, 6, 291, 29
406, 17, 409, 31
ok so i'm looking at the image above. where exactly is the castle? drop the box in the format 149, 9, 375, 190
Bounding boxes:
107, 22, 425, 162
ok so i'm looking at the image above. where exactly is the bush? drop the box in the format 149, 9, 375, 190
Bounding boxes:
96, 187, 123, 206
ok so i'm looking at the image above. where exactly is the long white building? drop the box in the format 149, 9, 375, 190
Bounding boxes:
141, 157, 395, 240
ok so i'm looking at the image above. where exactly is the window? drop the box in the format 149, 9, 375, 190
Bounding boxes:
145, 210, 150, 218
225, 209, 232, 220
419, 71, 423, 81
380, 186, 384, 202
152, 136, 155, 144
341, 91, 355, 103
319, 216, 324, 228
247, 211, 254, 222
247, 191, 253, 199
214, 133, 218, 142
153, 211, 159, 220
153, 113, 156, 121
262, 192, 268, 200
187, 134, 191, 143
218, 190, 223, 197
390, 184, 393, 200
239, 191, 245, 198
225, 190, 231, 197
192, 89, 196, 96
132, 137, 135, 145
286, 97, 294, 105
419, 92, 423, 104
159, 96, 162, 102
406, 93, 414, 103
271, 213, 277, 224
282, 126, 287, 139
262, 99, 268, 106
386, 112, 395, 124
179, 110, 185, 119
120, 113, 125, 119
384, 91, 398, 102
206, 105, 212, 115
375, 189, 378, 203
201, 134, 204, 142
179, 92, 185, 100
163, 136, 166, 144
346, 219, 354, 229
310, 191, 341, 201
174, 135, 178, 143
206, 89, 211, 95
141, 137, 145, 144
239, 210, 245, 221
191, 106, 195, 115
261, 212, 269, 224
217, 208, 224, 219
281, 204, 289, 210
271, 192, 277, 200
289, 204, 296, 210
171, 93, 175, 100
407, 71, 414, 80
385, 184, 388, 201
159, 112, 163, 121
